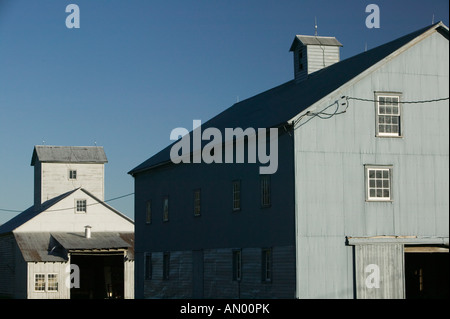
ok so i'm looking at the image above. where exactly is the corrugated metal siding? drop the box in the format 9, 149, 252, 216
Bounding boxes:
355, 244, 404, 299
294, 30, 448, 298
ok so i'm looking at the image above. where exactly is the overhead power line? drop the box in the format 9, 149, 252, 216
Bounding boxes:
293, 95, 449, 130
0, 192, 134, 214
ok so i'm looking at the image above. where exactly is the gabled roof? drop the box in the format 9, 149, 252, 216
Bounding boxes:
128, 22, 449, 176
0, 188, 134, 235
289, 35, 343, 51
31, 145, 108, 166
0, 189, 77, 235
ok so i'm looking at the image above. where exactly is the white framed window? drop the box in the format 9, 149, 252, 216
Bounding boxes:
75, 199, 87, 213
365, 165, 393, 201
69, 169, 77, 180
232, 180, 241, 211
376, 93, 402, 137
47, 274, 58, 292
34, 274, 46, 292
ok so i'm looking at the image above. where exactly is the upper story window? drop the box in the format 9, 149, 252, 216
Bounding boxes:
194, 189, 201, 216
365, 165, 392, 201
146, 200, 152, 224
162, 196, 169, 222
232, 180, 241, 211
75, 199, 87, 213
69, 169, 77, 180
260, 175, 271, 208
376, 93, 402, 137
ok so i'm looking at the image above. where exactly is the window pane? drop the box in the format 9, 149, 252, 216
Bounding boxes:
48, 274, 58, 291
376, 171, 382, 178
383, 170, 389, 178
35, 274, 45, 291
383, 189, 390, 198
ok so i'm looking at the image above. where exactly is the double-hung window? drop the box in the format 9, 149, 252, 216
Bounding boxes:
366, 165, 393, 201
376, 93, 401, 137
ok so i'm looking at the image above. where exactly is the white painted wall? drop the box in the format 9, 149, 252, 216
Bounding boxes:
18, 189, 133, 233
36, 162, 105, 206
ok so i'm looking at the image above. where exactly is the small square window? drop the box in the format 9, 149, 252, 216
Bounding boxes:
366, 166, 392, 201
76, 199, 87, 213
69, 170, 77, 180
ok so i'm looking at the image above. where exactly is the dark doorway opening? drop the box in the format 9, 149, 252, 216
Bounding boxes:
70, 253, 124, 299
405, 251, 449, 299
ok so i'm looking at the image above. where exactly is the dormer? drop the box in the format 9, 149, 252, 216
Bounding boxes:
289, 35, 343, 83
31, 145, 108, 208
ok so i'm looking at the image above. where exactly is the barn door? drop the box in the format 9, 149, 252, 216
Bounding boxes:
354, 244, 404, 299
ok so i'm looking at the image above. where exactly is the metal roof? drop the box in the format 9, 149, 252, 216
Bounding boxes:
51, 232, 133, 251
289, 35, 343, 51
128, 22, 448, 176
13, 231, 134, 262
14, 232, 66, 262
31, 145, 108, 166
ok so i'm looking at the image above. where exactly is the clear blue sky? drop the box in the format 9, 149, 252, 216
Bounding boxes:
0, 0, 448, 225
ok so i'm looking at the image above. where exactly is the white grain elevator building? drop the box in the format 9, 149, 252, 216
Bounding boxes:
0, 146, 134, 299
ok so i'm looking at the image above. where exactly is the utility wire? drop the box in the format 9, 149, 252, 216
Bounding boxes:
293, 95, 449, 130
0, 192, 134, 214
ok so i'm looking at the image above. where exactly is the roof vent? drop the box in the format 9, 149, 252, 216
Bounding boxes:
289, 35, 343, 83
85, 225, 92, 239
